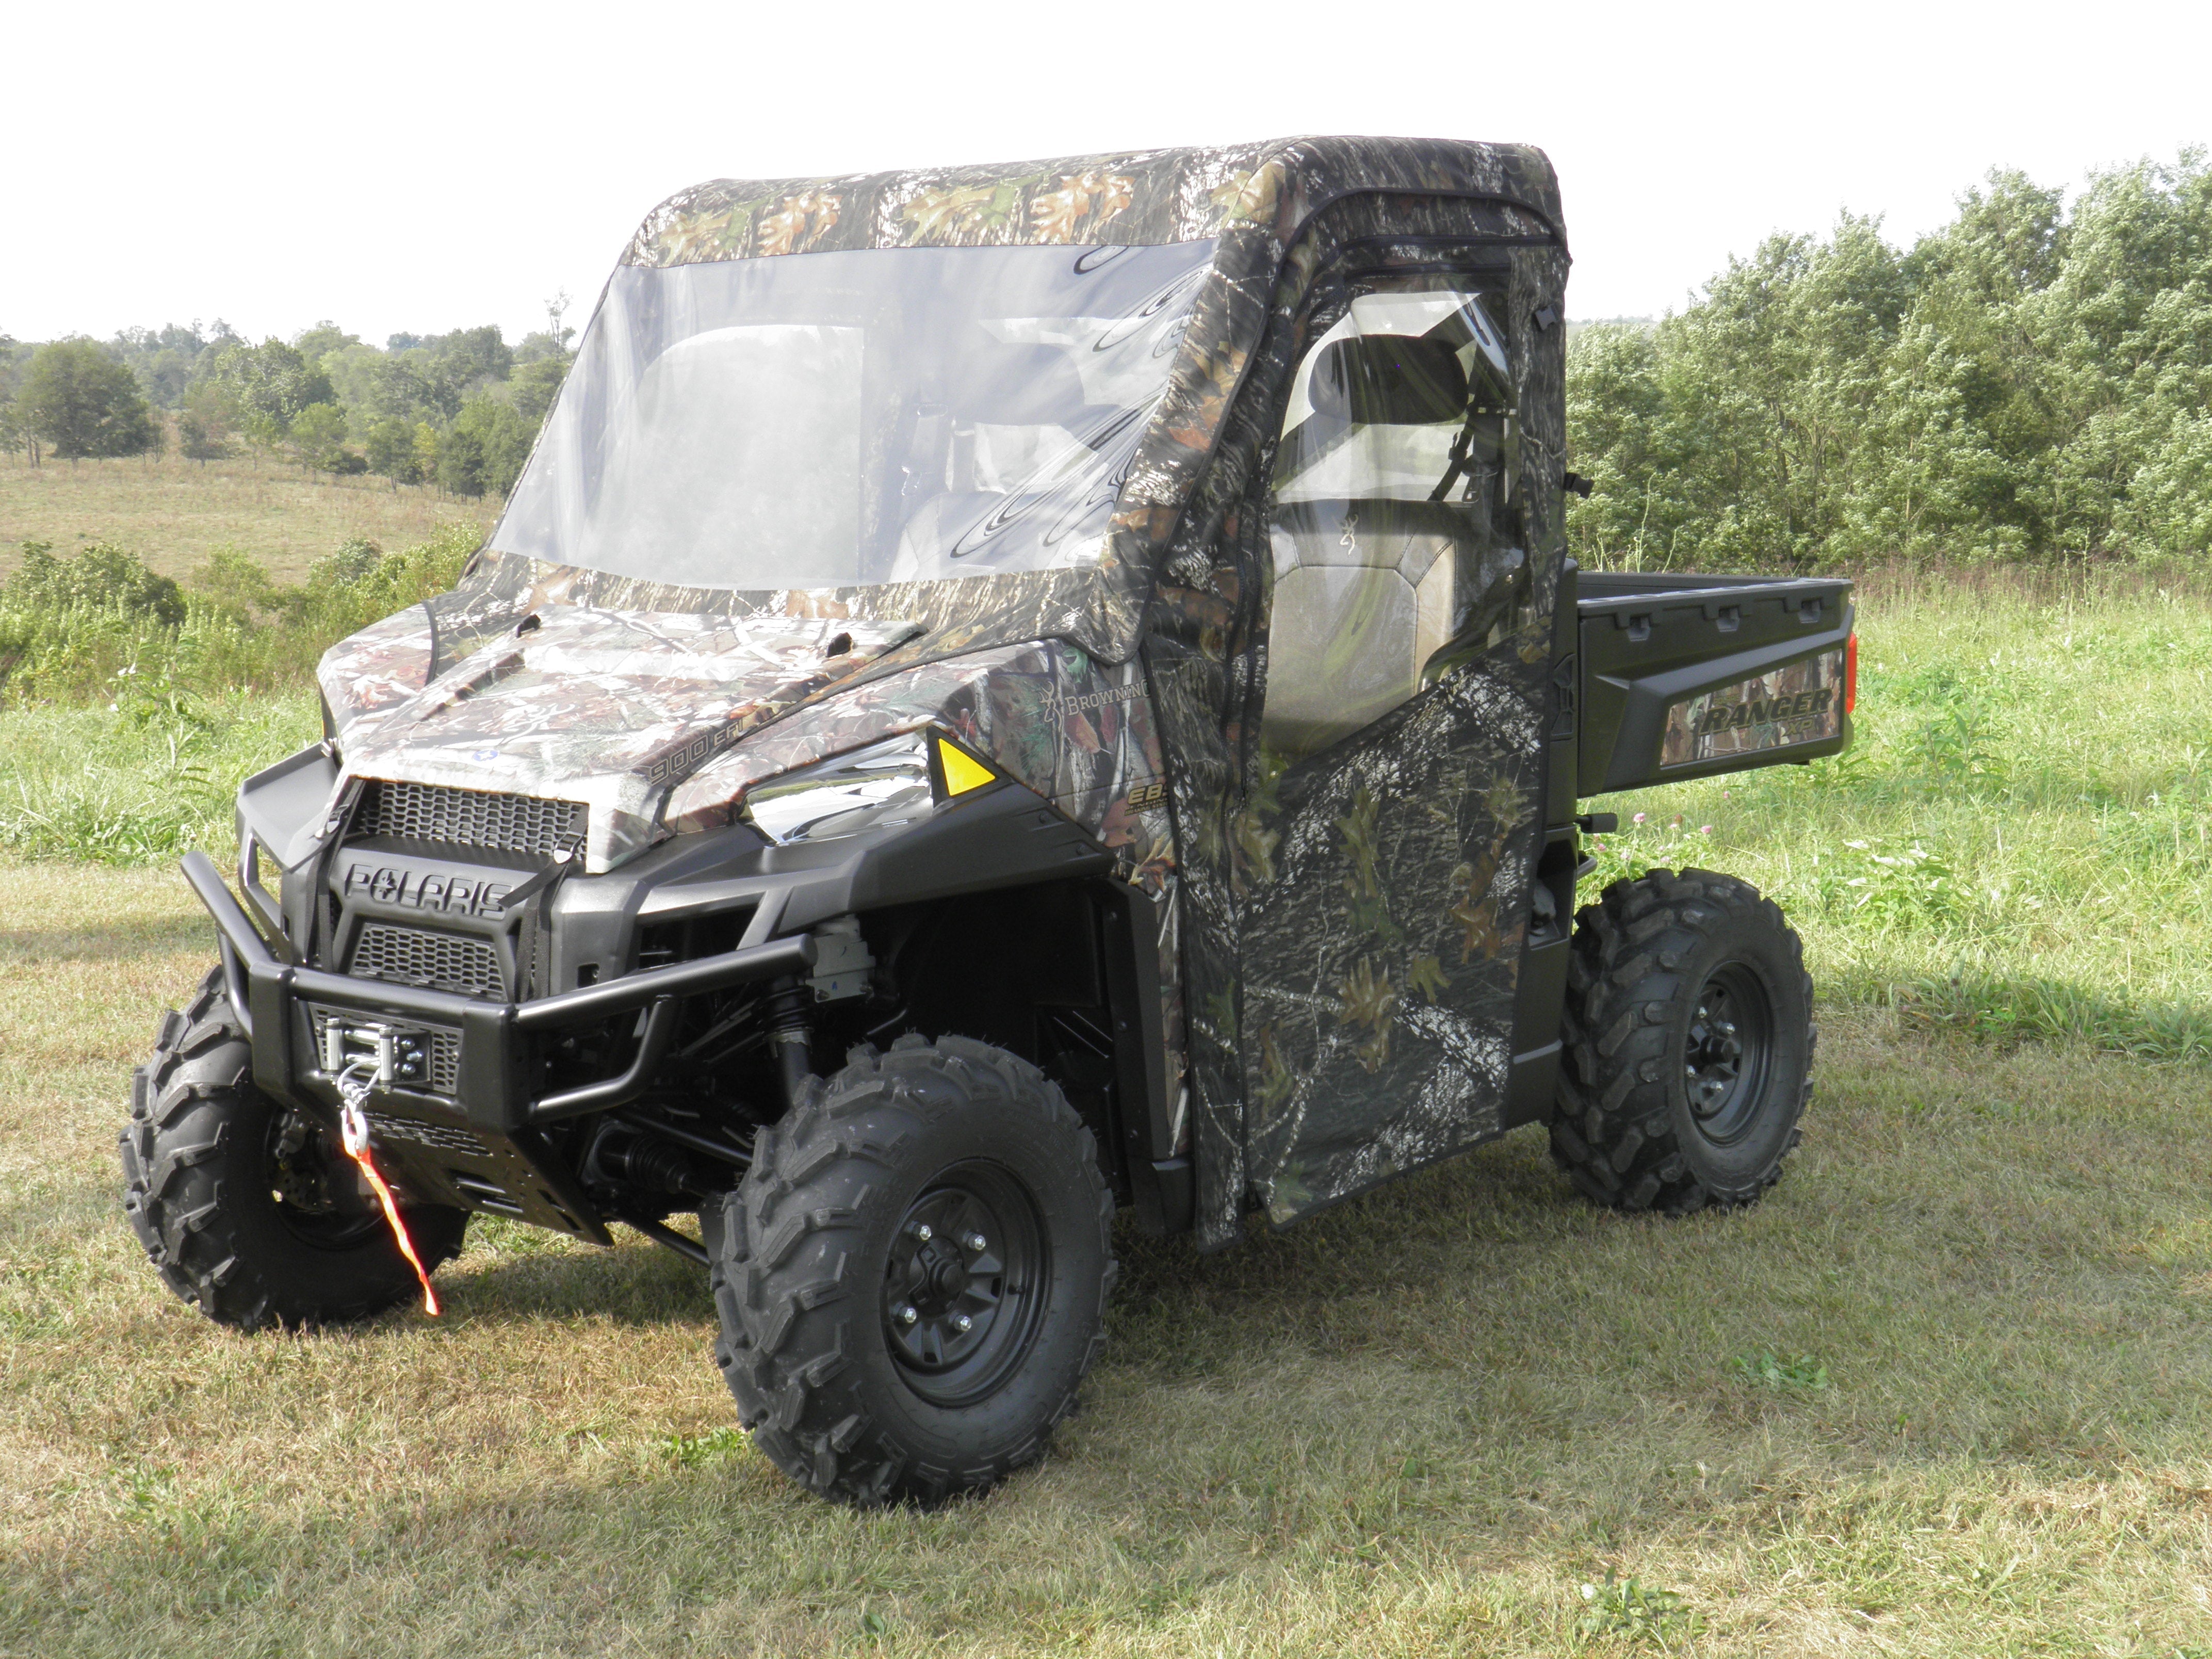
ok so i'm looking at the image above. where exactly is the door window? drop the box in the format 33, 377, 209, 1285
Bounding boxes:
1262, 283, 1520, 760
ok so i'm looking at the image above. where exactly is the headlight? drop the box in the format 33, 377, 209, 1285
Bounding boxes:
740, 734, 935, 845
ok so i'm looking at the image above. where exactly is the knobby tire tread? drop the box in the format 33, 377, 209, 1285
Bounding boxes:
708, 1033, 1115, 1506
1550, 867, 1814, 1215
120, 966, 465, 1331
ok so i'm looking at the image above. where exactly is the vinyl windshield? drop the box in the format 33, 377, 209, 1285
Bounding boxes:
491, 240, 1218, 590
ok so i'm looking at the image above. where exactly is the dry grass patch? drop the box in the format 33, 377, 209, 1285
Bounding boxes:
0, 451, 490, 584
4, 863, 2211, 1655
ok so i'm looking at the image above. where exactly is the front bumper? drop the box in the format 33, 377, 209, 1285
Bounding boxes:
181, 850, 814, 1239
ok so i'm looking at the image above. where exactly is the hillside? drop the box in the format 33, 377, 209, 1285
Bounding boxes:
0, 448, 492, 584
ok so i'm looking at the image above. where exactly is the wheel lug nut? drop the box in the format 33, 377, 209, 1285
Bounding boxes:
913, 1223, 932, 1242
897, 1305, 918, 1325
964, 1233, 986, 1253
953, 1314, 973, 1333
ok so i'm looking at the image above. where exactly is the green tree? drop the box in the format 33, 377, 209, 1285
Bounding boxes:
447, 395, 535, 497
287, 402, 362, 474
4, 540, 184, 623
177, 409, 229, 465
292, 320, 360, 360
1565, 149, 2212, 568
0, 398, 29, 466
510, 354, 569, 426
436, 422, 487, 497
411, 422, 440, 490
203, 338, 336, 440
18, 340, 158, 459
364, 415, 420, 487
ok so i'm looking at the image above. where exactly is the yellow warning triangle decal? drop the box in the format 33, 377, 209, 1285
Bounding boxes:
936, 736, 996, 796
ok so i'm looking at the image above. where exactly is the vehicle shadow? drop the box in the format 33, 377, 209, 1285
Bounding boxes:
438, 1225, 715, 1328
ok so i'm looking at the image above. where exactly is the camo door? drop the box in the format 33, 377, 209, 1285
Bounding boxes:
1233, 270, 1555, 1226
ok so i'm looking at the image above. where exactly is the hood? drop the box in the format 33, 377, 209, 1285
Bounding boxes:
321, 604, 922, 871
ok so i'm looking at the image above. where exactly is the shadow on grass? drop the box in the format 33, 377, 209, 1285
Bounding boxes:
1860, 965, 2212, 1064
440, 1227, 715, 1327
0, 914, 215, 965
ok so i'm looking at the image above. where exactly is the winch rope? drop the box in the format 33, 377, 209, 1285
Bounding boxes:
333, 1068, 442, 1316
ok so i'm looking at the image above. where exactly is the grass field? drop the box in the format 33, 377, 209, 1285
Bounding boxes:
0, 451, 491, 584
4, 572, 2212, 1655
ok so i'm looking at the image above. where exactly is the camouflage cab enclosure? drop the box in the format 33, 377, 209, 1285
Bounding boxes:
301, 136, 1581, 1247
147, 136, 1846, 1506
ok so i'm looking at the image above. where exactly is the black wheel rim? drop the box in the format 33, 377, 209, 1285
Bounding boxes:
1682, 963, 1775, 1147
881, 1161, 1047, 1408
264, 1110, 387, 1250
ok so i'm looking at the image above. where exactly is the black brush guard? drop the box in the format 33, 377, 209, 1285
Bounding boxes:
181, 850, 815, 1241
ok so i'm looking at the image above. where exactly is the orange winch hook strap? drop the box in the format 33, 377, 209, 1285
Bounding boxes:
338, 1094, 442, 1316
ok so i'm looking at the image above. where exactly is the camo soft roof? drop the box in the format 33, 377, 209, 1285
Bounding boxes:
464, 138, 1564, 669
622, 137, 1563, 266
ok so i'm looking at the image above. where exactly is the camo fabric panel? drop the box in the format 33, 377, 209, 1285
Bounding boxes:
331, 607, 923, 872
660, 642, 1186, 1117
1236, 653, 1545, 1222
662, 641, 1172, 890
1142, 199, 1570, 1246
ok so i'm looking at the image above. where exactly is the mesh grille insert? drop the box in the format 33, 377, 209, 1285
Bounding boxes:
354, 779, 585, 860
350, 923, 505, 999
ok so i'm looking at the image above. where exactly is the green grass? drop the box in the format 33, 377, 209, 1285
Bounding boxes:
1587, 565, 2212, 1061
0, 692, 316, 862
4, 570, 2212, 1654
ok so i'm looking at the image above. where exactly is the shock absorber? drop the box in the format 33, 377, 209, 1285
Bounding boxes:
765, 978, 814, 1109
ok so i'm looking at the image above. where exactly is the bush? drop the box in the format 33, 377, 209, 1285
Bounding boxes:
0, 524, 479, 704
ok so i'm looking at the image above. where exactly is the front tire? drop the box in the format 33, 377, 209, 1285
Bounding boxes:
706, 1033, 1116, 1505
1550, 868, 1813, 1214
120, 967, 467, 1330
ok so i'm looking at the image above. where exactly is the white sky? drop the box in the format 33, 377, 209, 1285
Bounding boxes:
3, 0, 2205, 347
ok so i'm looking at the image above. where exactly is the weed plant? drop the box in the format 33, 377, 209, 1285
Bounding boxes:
0, 522, 476, 705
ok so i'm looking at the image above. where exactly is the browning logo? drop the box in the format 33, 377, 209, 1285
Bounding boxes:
342, 863, 512, 917
1047, 681, 1144, 719
1663, 651, 1844, 768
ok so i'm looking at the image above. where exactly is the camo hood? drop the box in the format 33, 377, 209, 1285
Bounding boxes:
321, 604, 923, 871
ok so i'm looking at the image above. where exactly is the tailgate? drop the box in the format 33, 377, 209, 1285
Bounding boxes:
1576, 572, 1853, 795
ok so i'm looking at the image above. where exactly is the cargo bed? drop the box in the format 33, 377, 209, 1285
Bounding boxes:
1570, 567, 1855, 797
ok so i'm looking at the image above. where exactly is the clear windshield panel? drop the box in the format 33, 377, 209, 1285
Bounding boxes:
493, 240, 1218, 589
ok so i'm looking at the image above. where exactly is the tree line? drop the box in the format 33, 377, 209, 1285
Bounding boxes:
1566, 149, 2212, 568
0, 297, 574, 500
6, 147, 2208, 562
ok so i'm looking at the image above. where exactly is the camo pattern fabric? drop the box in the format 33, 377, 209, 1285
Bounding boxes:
1141, 200, 1571, 1245
662, 642, 1187, 1121
317, 139, 1567, 1247
325, 607, 924, 872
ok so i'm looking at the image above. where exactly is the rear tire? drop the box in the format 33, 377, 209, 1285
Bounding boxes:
1550, 868, 1813, 1214
705, 1033, 1116, 1506
120, 967, 467, 1330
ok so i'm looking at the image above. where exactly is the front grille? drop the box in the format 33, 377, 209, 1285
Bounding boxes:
366, 1112, 485, 1157
308, 1006, 463, 1094
350, 923, 506, 999
354, 779, 585, 860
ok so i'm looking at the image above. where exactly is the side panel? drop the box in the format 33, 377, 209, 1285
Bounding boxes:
1236, 656, 1545, 1223
1577, 575, 1852, 794
1228, 242, 1568, 1230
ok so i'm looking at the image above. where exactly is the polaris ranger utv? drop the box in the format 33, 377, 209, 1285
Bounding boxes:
126, 138, 1855, 1505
